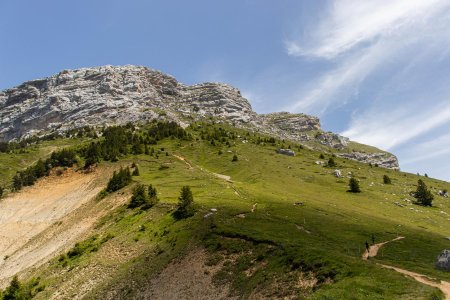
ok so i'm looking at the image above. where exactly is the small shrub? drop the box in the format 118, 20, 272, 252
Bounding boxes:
327, 157, 336, 167
232, 155, 238, 162
348, 178, 361, 193
129, 184, 149, 209
383, 175, 391, 184
106, 167, 132, 192
132, 166, 140, 176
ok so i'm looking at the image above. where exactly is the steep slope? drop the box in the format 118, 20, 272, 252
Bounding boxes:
0, 122, 447, 299
0, 65, 398, 169
0, 166, 120, 287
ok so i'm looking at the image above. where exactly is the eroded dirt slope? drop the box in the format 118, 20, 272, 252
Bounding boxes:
0, 167, 109, 286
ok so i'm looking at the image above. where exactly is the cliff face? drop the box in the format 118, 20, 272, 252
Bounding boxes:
0, 65, 399, 169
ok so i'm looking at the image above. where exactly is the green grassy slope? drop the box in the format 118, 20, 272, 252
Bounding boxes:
1, 122, 449, 299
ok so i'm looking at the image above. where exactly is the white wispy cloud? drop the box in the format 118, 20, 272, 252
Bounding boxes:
341, 103, 450, 150
286, 0, 449, 59
282, 1, 450, 179
401, 133, 450, 165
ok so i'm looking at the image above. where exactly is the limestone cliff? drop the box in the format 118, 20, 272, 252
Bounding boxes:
0, 65, 399, 169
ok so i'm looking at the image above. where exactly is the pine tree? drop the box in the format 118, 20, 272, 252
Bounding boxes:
34, 159, 48, 178
128, 184, 148, 208
348, 178, 361, 193
174, 186, 194, 219
132, 166, 140, 176
84, 142, 101, 168
3, 275, 21, 300
327, 157, 337, 167
415, 179, 433, 206
106, 167, 132, 192
148, 184, 159, 206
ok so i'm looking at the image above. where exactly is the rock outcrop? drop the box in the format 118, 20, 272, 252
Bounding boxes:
0, 65, 399, 169
436, 249, 450, 271
336, 152, 400, 170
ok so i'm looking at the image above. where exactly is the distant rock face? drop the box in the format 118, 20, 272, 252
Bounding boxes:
335, 152, 400, 170
436, 249, 450, 271
0, 65, 399, 169
0, 66, 257, 141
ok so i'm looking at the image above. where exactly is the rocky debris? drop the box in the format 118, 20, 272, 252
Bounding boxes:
336, 152, 399, 170
315, 132, 349, 149
334, 170, 342, 178
315, 160, 324, 165
276, 148, 295, 156
203, 212, 213, 219
436, 250, 450, 271
0, 65, 399, 169
438, 190, 449, 198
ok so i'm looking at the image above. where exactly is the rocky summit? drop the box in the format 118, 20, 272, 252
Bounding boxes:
0, 65, 399, 169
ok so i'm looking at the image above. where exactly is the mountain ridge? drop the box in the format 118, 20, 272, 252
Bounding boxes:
0, 65, 399, 169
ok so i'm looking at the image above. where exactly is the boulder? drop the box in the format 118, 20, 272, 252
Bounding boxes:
436, 249, 450, 271
276, 149, 295, 156
334, 170, 342, 178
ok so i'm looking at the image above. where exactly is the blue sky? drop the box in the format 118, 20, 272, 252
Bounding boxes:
1, 0, 450, 181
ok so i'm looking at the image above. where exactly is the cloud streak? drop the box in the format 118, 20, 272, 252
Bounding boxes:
286, 0, 449, 59
283, 1, 450, 179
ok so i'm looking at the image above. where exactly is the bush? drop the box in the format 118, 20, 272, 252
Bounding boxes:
327, 157, 336, 167
148, 184, 159, 206
232, 155, 238, 162
0, 186, 3, 199
106, 167, 132, 192
414, 179, 433, 206
173, 186, 194, 219
383, 175, 391, 184
50, 148, 77, 167
84, 142, 101, 168
129, 184, 148, 208
348, 178, 361, 193
132, 166, 140, 176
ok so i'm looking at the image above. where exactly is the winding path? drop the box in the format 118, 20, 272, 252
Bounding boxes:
362, 236, 450, 299
362, 236, 404, 260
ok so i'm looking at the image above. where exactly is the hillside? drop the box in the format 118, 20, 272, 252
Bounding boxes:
0, 121, 448, 299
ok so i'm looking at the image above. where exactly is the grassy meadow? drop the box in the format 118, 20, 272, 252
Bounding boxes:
1, 122, 449, 299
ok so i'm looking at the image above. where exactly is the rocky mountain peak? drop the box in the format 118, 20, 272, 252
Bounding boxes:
0, 65, 399, 169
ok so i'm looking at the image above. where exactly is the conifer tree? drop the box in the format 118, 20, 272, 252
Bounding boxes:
174, 186, 194, 219
128, 184, 148, 208
415, 179, 433, 206
327, 157, 337, 167
349, 178, 361, 193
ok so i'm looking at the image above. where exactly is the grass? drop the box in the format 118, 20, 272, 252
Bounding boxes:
3, 122, 449, 299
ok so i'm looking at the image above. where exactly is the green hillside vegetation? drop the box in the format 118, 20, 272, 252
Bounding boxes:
0, 121, 449, 299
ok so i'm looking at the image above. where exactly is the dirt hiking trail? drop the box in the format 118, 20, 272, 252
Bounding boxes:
362, 236, 405, 260
173, 154, 232, 182
362, 236, 450, 299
